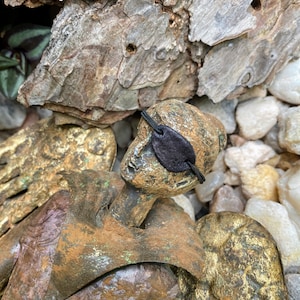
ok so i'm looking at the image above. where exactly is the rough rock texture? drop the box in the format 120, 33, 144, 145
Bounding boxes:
0, 117, 116, 236
15, 0, 300, 126
224, 141, 276, 174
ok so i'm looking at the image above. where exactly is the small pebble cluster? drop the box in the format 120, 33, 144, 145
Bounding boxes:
111, 59, 300, 298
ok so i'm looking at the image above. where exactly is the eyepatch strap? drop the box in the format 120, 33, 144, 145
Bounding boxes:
141, 110, 205, 184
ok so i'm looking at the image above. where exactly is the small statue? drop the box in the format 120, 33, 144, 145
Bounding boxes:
0, 100, 287, 299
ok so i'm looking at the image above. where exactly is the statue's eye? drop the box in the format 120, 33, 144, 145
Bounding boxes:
141, 111, 205, 184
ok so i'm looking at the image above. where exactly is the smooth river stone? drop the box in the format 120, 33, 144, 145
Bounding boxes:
236, 96, 280, 140
277, 164, 300, 230
269, 59, 300, 105
191, 97, 237, 134
245, 198, 300, 271
195, 171, 225, 203
210, 185, 245, 213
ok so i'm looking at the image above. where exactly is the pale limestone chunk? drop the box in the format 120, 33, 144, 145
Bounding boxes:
172, 194, 195, 221
236, 96, 279, 140
269, 59, 300, 105
210, 185, 244, 213
245, 198, 300, 271
188, 0, 256, 45
277, 164, 300, 230
191, 97, 237, 134
195, 171, 225, 203
224, 141, 276, 174
241, 164, 279, 201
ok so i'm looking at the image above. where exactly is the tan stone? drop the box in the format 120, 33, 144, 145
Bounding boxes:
276, 152, 300, 171
0, 118, 116, 236
241, 164, 279, 201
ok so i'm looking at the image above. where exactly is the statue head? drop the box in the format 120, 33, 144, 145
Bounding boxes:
120, 100, 226, 196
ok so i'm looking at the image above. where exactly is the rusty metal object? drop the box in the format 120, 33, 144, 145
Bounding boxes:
0, 117, 116, 236
0, 100, 287, 298
68, 263, 180, 299
177, 212, 288, 299
2, 170, 206, 299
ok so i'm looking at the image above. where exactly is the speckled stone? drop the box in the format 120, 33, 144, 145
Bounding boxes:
189, 212, 288, 299
269, 59, 300, 105
236, 96, 280, 140
210, 185, 245, 213
278, 106, 300, 154
121, 100, 227, 196
241, 164, 279, 201
224, 140, 276, 174
245, 198, 300, 271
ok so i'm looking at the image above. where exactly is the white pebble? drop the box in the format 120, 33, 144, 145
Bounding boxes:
245, 198, 300, 271
172, 194, 195, 221
263, 124, 283, 153
191, 97, 237, 134
236, 97, 279, 140
195, 171, 225, 203
211, 150, 227, 173
224, 140, 276, 174
210, 185, 244, 213
277, 164, 300, 230
269, 59, 300, 105
224, 170, 241, 186
278, 106, 300, 155
285, 274, 300, 300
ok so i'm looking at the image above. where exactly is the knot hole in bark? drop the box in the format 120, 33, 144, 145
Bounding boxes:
126, 43, 137, 54
251, 0, 261, 10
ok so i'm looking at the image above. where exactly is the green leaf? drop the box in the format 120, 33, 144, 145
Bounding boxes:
0, 54, 19, 70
